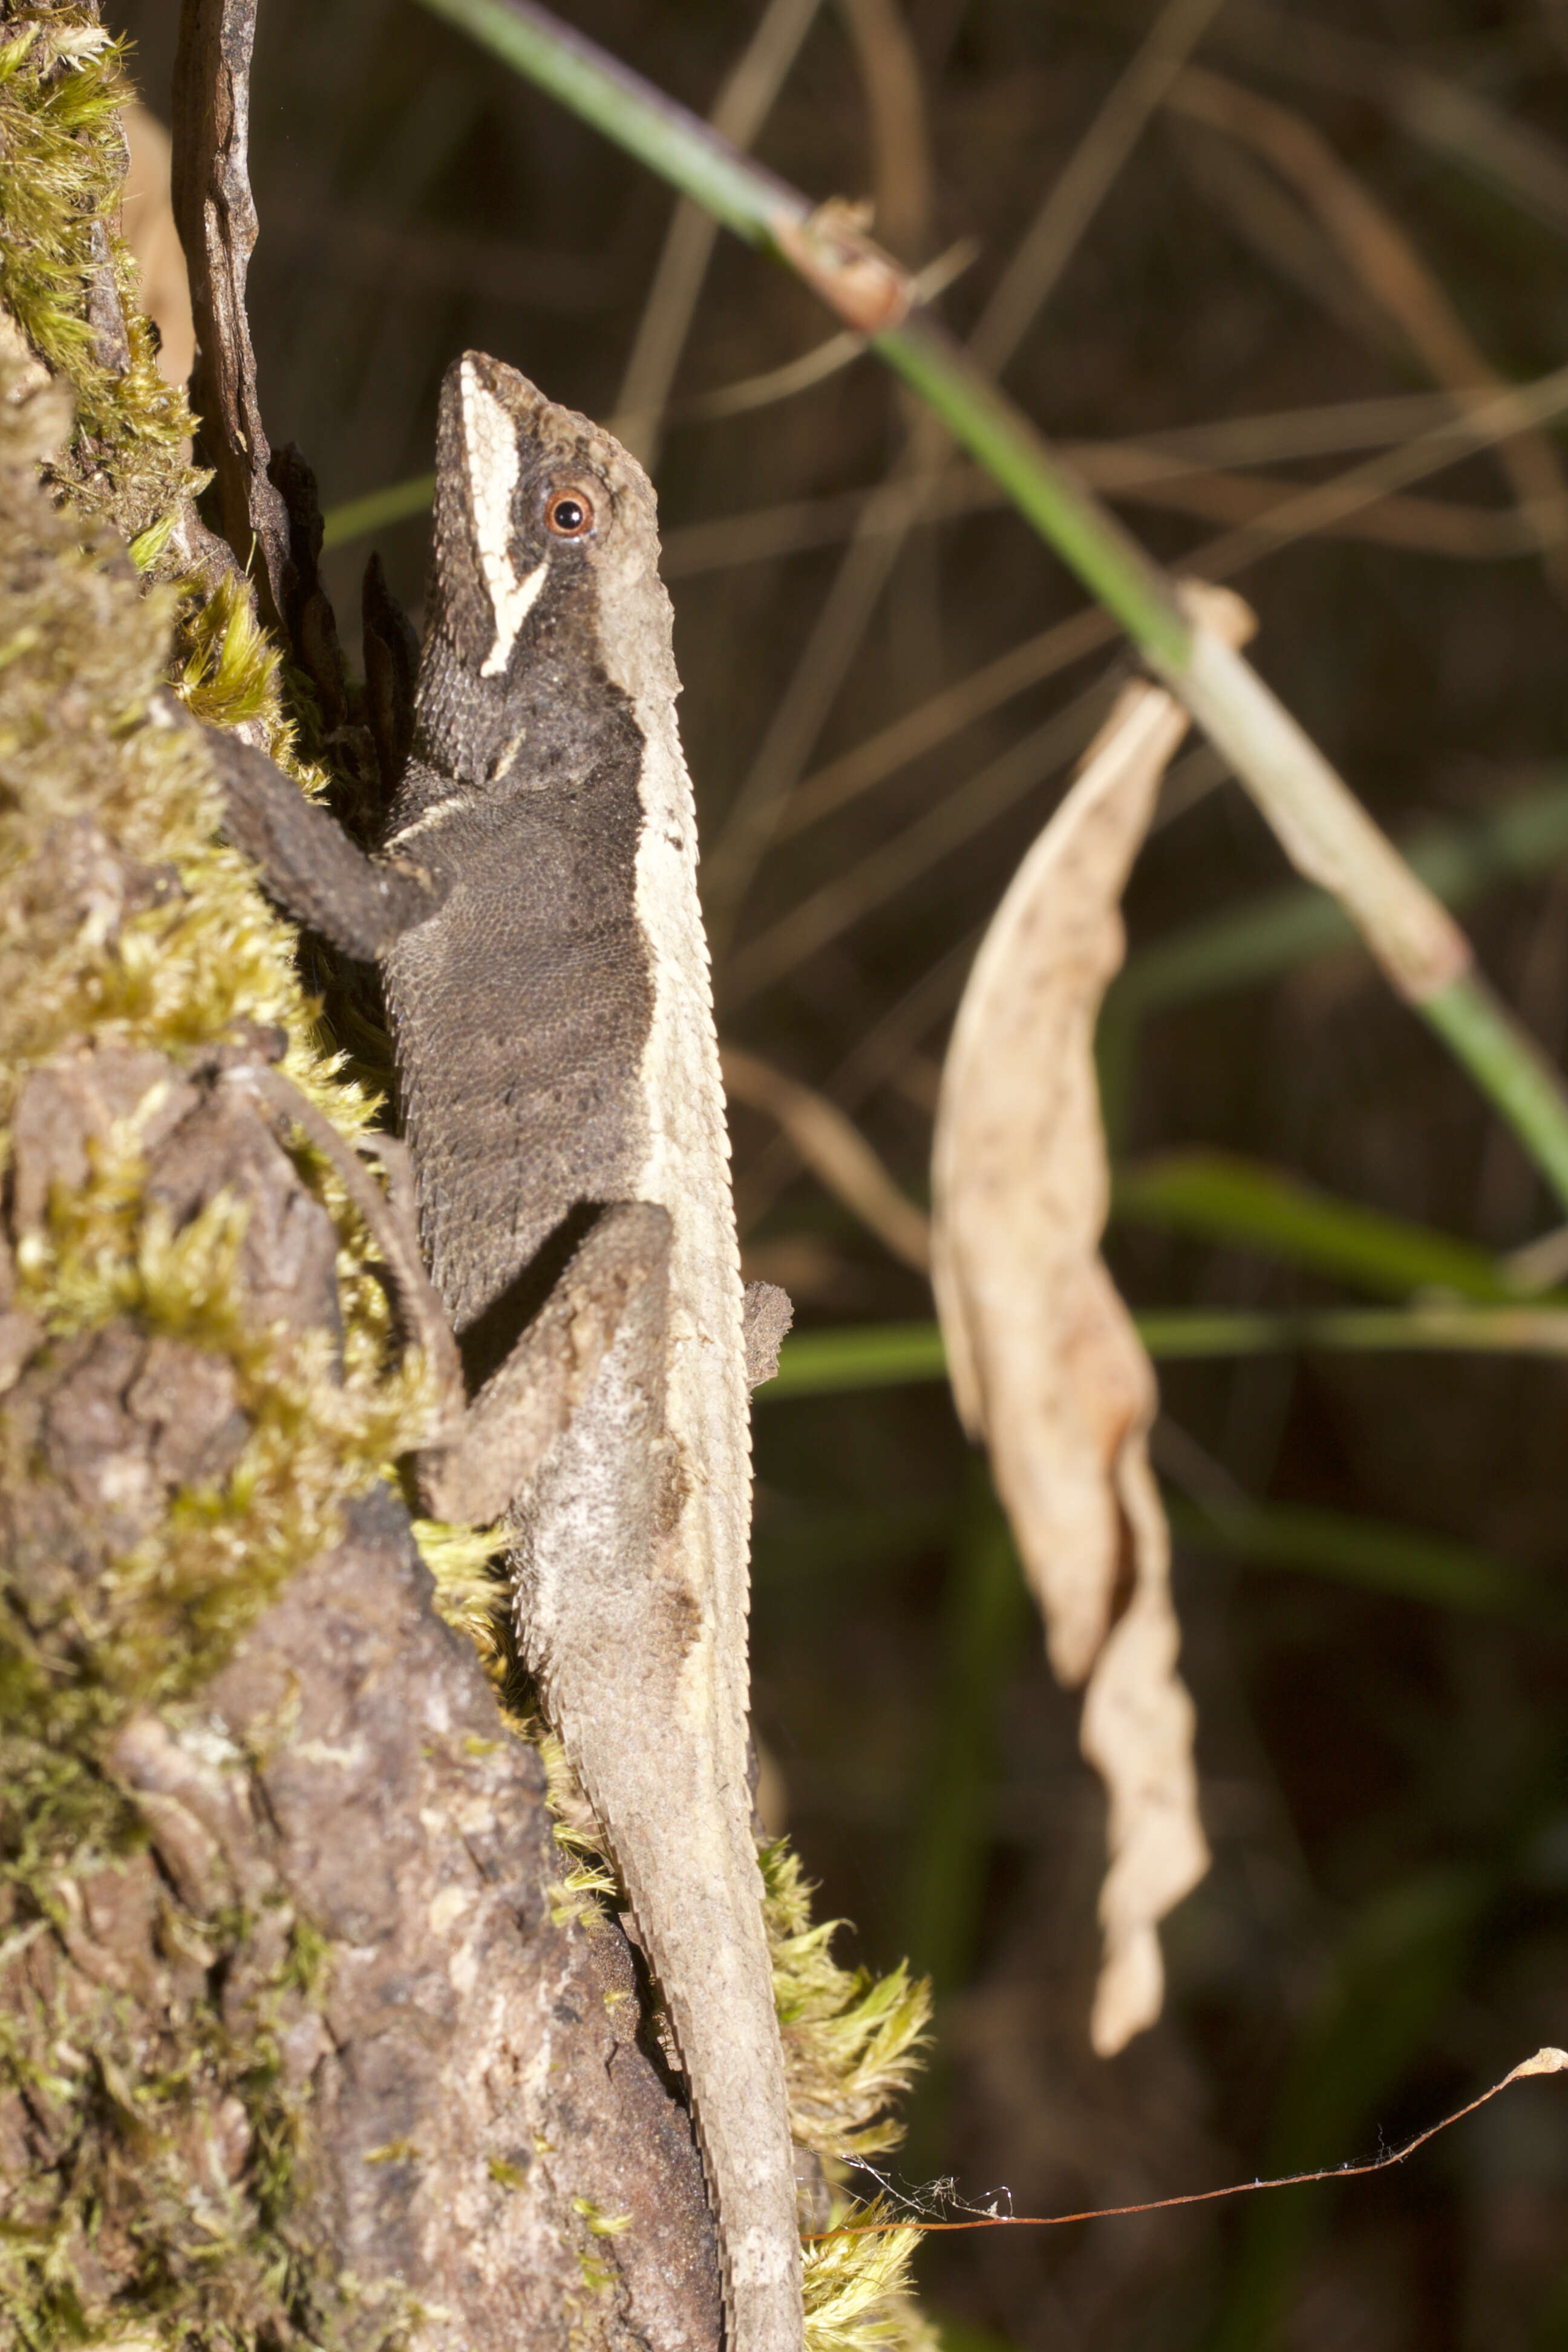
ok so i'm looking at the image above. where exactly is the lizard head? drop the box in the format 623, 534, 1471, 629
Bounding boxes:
416, 351, 676, 789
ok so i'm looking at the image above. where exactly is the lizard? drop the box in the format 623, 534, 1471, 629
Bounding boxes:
206, 350, 804, 2352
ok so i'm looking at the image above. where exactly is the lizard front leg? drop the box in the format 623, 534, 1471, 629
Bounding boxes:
206, 730, 446, 957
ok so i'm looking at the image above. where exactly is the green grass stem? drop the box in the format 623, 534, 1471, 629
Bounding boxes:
766, 1302, 1568, 1398
767, 1322, 949, 1396
1423, 970, 1568, 1214
872, 318, 1190, 666
1112, 1149, 1552, 1302
1111, 769, 1568, 1021
1134, 1304, 1568, 1354
1166, 1496, 1530, 1616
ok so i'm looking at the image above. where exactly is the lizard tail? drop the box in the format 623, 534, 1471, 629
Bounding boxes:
509, 1227, 805, 2352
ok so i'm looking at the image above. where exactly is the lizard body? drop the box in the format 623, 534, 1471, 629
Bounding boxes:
214, 353, 802, 2350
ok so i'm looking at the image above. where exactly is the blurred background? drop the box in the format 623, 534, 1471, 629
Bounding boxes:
105, 1, 1568, 2343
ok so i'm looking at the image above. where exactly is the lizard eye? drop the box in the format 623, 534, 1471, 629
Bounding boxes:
544, 488, 596, 539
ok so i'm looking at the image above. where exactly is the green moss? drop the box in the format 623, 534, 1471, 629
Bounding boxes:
800, 2208, 939, 2352
0, 15, 203, 556
762, 1847, 933, 2352
570, 2199, 633, 2239
574, 2250, 619, 2297
174, 571, 286, 734
764, 1843, 930, 2169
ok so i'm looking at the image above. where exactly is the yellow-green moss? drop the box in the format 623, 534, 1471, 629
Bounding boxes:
800, 2210, 939, 2352
763, 1843, 930, 2171
0, 14, 203, 554
763, 1845, 932, 2352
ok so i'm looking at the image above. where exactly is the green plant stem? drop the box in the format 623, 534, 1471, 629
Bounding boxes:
1097, 769, 1568, 1149
765, 1303, 1568, 1397
414, 0, 1568, 1218
1137, 1304, 1568, 1354
1111, 1149, 1546, 1302
872, 318, 1189, 664
1166, 1497, 1529, 1615
768, 1321, 949, 1395
413, 0, 805, 241
1112, 769, 1568, 1021
1423, 971, 1568, 1213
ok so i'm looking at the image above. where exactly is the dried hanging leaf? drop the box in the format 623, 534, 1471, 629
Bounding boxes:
931, 584, 1251, 2055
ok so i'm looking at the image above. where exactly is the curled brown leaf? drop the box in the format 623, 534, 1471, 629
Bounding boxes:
932, 584, 1251, 2053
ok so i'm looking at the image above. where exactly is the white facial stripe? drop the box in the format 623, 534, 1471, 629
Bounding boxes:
459, 356, 550, 678
479, 551, 549, 678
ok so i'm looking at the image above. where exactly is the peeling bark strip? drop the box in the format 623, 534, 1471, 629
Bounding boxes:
931, 584, 1251, 2057
169, 0, 287, 599
171, 0, 348, 721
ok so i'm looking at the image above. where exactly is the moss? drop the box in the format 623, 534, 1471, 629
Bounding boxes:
763, 1843, 930, 2169
570, 2200, 633, 2239
0, 14, 203, 557
763, 1847, 933, 2352
174, 570, 286, 734
9, 1167, 420, 1747
799, 2209, 940, 2352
